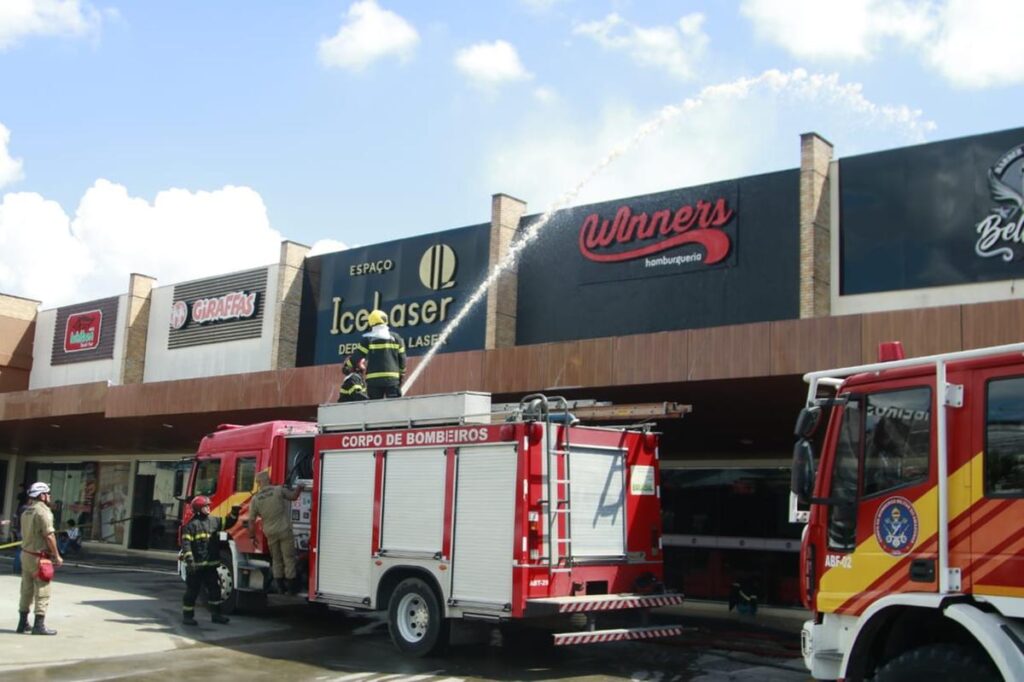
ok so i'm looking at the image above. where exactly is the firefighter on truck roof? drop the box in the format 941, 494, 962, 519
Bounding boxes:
338, 355, 369, 402
180, 496, 239, 626
351, 309, 406, 399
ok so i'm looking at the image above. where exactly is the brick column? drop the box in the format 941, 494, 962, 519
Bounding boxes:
800, 132, 834, 318
121, 273, 156, 384
486, 193, 526, 349
272, 240, 311, 369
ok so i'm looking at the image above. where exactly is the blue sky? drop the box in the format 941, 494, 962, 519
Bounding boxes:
0, 0, 1021, 307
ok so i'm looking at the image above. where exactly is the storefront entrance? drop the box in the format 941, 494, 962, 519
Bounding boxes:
128, 460, 185, 551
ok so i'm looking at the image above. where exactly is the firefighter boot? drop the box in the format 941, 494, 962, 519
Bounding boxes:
210, 605, 230, 625
182, 611, 198, 626
288, 577, 302, 595
276, 578, 288, 595
16, 611, 29, 634
31, 615, 57, 635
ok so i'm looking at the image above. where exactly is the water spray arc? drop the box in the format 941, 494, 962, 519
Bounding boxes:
402, 101, 696, 393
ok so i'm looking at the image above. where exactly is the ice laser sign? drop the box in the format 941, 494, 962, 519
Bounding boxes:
300, 223, 489, 363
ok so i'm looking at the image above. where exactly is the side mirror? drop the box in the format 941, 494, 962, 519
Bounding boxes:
791, 439, 816, 503
794, 406, 822, 439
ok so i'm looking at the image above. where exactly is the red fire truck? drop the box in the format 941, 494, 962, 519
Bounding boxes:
179, 392, 684, 655
791, 342, 1024, 681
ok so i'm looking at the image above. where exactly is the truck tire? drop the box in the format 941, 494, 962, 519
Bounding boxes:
218, 551, 266, 615
873, 644, 997, 681
387, 577, 449, 657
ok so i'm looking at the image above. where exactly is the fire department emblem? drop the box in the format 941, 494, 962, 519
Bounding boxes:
874, 496, 919, 556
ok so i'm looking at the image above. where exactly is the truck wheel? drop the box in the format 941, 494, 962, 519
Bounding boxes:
218, 551, 266, 615
387, 578, 449, 657
873, 644, 996, 681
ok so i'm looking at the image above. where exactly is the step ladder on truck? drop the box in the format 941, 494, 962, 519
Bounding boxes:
178, 391, 688, 655
790, 342, 1024, 682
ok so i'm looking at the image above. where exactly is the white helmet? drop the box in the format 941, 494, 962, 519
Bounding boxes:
27, 481, 50, 498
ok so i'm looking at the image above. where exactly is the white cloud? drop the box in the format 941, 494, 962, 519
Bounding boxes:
741, 0, 1024, 88
533, 86, 557, 103
0, 180, 284, 307
520, 0, 565, 12
740, 0, 931, 61
454, 40, 532, 90
0, 0, 103, 50
573, 12, 709, 80
308, 238, 349, 256
0, 124, 24, 188
485, 69, 936, 213
925, 0, 1024, 88
318, 0, 419, 72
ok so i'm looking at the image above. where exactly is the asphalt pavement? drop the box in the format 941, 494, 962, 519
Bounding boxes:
0, 548, 809, 680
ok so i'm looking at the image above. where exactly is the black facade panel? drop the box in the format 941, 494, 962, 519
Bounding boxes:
840, 126, 1024, 295
516, 170, 800, 344
298, 223, 490, 365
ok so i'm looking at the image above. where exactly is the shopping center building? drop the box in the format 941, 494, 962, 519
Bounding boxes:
1, 125, 1022, 605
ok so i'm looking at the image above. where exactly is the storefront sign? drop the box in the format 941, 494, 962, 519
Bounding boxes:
51, 297, 119, 365
578, 198, 734, 265
168, 269, 267, 349
840, 126, 1024, 295
517, 172, 798, 344
297, 224, 489, 364
63, 310, 103, 352
171, 290, 258, 329
975, 143, 1024, 262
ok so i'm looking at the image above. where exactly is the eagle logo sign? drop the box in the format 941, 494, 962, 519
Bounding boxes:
976, 144, 1024, 262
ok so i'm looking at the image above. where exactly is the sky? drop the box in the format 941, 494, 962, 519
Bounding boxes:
0, 0, 1022, 308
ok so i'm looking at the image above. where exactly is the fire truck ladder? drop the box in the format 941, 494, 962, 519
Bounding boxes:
520, 394, 576, 567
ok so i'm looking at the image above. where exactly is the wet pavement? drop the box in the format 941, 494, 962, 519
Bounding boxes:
0, 553, 810, 681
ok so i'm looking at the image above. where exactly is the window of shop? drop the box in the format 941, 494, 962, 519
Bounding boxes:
660, 466, 802, 606
24, 462, 100, 542
130, 460, 188, 551
97, 462, 131, 544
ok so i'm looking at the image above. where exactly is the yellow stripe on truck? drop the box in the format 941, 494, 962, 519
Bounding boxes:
816, 453, 982, 613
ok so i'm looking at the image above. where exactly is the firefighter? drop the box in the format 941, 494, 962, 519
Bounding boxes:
17, 482, 63, 635
247, 470, 304, 594
351, 309, 406, 399
338, 356, 369, 402
180, 495, 239, 625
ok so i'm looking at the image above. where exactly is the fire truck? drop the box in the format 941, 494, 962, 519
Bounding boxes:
178, 392, 685, 655
791, 342, 1024, 681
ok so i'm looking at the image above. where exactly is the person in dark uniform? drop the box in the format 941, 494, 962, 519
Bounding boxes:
180, 495, 239, 625
351, 310, 406, 399
338, 356, 369, 402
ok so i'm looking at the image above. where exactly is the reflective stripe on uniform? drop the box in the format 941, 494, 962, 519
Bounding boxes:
367, 342, 403, 351
366, 371, 401, 380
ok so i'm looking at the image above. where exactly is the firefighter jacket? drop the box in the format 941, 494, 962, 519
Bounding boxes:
338, 371, 369, 402
249, 485, 298, 538
181, 509, 238, 567
352, 327, 406, 388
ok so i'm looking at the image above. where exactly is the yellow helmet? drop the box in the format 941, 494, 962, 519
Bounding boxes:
368, 309, 388, 327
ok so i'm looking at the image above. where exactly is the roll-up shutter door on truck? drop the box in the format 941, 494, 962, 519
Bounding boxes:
317, 450, 375, 600
569, 446, 627, 558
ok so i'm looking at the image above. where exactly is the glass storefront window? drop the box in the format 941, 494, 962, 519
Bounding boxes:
130, 460, 187, 551
97, 462, 131, 545
24, 462, 100, 541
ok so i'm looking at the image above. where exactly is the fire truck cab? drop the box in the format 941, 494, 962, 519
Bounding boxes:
180, 392, 684, 655
791, 343, 1024, 681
